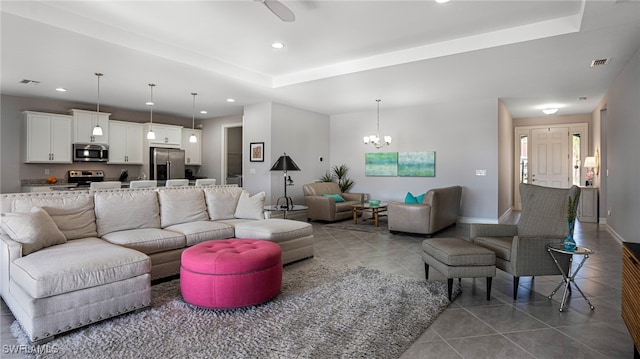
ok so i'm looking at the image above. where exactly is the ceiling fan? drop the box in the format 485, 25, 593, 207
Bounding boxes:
256, 0, 295, 22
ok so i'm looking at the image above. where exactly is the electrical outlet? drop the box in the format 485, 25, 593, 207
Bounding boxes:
44, 169, 50, 175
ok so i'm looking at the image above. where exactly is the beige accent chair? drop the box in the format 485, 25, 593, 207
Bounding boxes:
195, 178, 216, 187
303, 182, 364, 222
129, 180, 157, 189
165, 179, 189, 187
470, 183, 578, 299
90, 181, 122, 189
387, 186, 462, 236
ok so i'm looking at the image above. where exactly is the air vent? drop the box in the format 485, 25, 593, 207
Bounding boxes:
591, 58, 610, 67
19, 79, 40, 85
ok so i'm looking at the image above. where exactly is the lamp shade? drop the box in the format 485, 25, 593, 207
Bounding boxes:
270, 153, 301, 172
583, 157, 597, 168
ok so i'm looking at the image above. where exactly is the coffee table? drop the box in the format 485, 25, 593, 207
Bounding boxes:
351, 202, 388, 227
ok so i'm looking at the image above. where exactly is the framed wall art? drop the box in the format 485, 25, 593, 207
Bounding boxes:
250, 142, 264, 162
398, 151, 436, 177
365, 152, 398, 176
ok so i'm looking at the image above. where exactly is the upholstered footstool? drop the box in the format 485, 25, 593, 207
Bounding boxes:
422, 237, 496, 301
180, 239, 282, 309
234, 219, 314, 264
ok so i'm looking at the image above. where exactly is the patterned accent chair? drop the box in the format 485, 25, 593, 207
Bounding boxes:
470, 183, 578, 299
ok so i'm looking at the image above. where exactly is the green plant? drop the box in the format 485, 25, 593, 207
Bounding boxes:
332, 164, 355, 193
320, 171, 333, 182
567, 188, 581, 221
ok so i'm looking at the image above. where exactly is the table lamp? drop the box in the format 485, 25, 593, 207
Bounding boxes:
270, 152, 301, 209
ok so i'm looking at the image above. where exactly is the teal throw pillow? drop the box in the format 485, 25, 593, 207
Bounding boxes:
322, 193, 346, 202
404, 192, 425, 204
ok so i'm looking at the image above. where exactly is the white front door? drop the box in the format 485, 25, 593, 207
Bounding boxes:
530, 127, 570, 188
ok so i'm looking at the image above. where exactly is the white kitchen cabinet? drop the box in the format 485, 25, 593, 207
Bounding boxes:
23, 111, 73, 163
71, 109, 110, 144
182, 128, 202, 165
144, 123, 182, 148
578, 186, 598, 223
108, 120, 143, 164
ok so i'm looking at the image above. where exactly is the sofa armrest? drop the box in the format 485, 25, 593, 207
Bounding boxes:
0, 234, 23, 299
388, 201, 433, 234
469, 223, 518, 239
304, 196, 337, 221
341, 192, 363, 202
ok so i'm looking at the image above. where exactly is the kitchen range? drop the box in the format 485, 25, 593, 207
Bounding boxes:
67, 170, 105, 188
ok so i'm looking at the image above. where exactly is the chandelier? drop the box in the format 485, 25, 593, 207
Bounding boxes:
363, 99, 391, 149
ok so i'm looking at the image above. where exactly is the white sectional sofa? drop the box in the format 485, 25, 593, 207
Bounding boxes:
0, 185, 314, 344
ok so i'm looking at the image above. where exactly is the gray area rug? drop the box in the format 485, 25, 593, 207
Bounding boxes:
324, 216, 389, 233
12, 258, 453, 359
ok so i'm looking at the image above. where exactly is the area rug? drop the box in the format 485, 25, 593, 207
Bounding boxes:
11, 259, 454, 359
325, 216, 389, 233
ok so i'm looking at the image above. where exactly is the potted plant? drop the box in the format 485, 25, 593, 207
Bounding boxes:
332, 164, 354, 193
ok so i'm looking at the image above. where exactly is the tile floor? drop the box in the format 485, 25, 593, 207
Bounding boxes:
1, 215, 634, 358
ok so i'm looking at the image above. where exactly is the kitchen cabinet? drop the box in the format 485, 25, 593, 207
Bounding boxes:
144, 123, 182, 148
578, 186, 598, 223
108, 120, 143, 164
23, 111, 73, 163
182, 128, 202, 165
71, 109, 110, 144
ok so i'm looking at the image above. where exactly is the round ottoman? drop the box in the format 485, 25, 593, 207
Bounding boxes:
180, 239, 282, 309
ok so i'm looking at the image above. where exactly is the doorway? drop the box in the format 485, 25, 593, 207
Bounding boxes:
221, 123, 243, 185
514, 123, 588, 210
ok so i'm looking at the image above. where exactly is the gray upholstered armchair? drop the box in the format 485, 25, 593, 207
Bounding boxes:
470, 183, 578, 299
388, 186, 462, 235
303, 182, 364, 222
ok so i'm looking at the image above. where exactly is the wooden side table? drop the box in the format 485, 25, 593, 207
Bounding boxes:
351, 202, 388, 227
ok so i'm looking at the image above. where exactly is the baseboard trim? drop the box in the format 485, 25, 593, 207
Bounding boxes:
458, 216, 499, 224
605, 224, 625, 244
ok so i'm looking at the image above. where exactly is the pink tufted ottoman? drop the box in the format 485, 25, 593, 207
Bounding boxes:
180, 239, 282, 309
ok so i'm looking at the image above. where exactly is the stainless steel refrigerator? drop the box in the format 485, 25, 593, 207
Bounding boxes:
149, 147, 185, 180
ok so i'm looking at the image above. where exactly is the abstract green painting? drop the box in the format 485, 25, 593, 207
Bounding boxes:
365, 152, 398, 176
398, 151, 436, 177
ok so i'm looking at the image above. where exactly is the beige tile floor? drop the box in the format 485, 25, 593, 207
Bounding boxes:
1, 215, 634, 358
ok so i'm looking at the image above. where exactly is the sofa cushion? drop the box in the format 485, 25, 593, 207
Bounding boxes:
101, 228, 186, 255
12, 194, 97, 240
158, 188, 209, 228
10, 237, 150, 298
0, 207, 66, 255
204, 187, 243, 220
94, 191, 160, 236
234, 219, 313, 244
235, 191, 265, 220
164, 221, 234, 246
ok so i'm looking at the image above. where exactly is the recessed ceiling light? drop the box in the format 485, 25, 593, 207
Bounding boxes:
200, 110, 208, 114
272, 42, 284, 49
55, 87, 67, 92
145, 101, 154, 106
226, 98, 235, 103
542, 108, 559, 115
435, 0, 451, 3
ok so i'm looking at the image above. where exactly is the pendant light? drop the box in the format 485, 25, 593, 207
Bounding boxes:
189, 92, 198, 143
363, 99, 391, 149
92, 73, 104, 136
146, 84, 156, 140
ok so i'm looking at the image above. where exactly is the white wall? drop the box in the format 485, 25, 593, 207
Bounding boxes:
198, 114, 242, 184
330, 99, 499, 222
598, 46, 640, 243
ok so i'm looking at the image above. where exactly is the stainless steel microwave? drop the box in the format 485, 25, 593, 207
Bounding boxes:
73, 143, 109, 162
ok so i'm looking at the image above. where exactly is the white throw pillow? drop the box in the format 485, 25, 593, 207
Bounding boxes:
234, 191, 265, 220
0, 207, 66, 255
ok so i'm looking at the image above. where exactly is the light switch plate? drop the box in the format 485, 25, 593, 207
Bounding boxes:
475, 169, 487, 176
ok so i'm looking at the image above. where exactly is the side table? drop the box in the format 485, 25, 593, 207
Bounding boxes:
264, 205, 308, 219
546, 243, 595, 312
